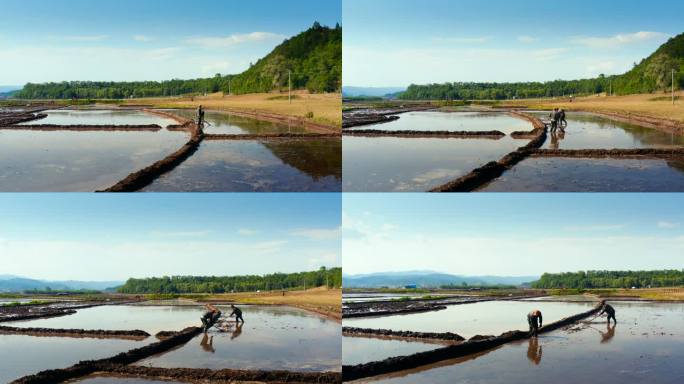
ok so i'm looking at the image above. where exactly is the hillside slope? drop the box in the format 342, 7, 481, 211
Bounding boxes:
16, 23, 341, 99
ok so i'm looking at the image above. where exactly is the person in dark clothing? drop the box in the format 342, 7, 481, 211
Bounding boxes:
197, 105, 205, 129
528, 310, 543, 336
598, 301, 617, 324
559, 109, 567, 128
229, 304, 244, 323
201, 303, 221, 332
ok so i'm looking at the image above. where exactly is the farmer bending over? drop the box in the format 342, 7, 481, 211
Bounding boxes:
230, 304, 245, 323
528, 310, 543, 336
201, 303, 221, 331
598, 301, 616, 324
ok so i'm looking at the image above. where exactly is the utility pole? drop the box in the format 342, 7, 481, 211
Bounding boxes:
673, 69, 676, 106
609, 80, 612, 97
288, 70, 292, 104
228, 77, 231, 96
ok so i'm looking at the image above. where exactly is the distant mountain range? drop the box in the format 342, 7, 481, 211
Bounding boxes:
0, 275, 123, 292
343, 271, 539, 288
0, 86, 22, 99
343, 86, 406, 98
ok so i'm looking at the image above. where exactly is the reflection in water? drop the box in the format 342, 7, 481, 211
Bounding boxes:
19, 110, 178, 127
136, 305, 340, 372
526, 337, 542, 365
530, 111, 684, 149
343, 336, 445, 366
481, 157, 684, 192
348, 111, 532, 134
168, 109, 306, 135
143, 139, 341, 192
231, 322, 244, 340
367, 302, 684, 384
0, 130, 188, 191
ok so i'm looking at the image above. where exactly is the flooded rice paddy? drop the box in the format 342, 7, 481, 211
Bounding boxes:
0, 335, 148, 383
343, 336, 446, 366
347, 111, 531, 134
142, 139, 342, 192
135, 305, 341, 372
530, 112, 684, 149
359, 302, 684, 384
481, 157, 684, 192
0, 129, 188, 191
19, 109, 178, 127
168, 109, 306, 135
71, 377, 183, 384
343, 112, 531, 191
344, 301, 593, 339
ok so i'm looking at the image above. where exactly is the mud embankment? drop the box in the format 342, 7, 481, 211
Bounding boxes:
216, 108, 339, 134
93, 366, 341, 384
343, 327, 465, 342
0, 309, 76, 323
344, 301, 447, 319
342, 129, 506, 139
430, 111, 547, 192
205, 132, 341, 141
0, 325, 150, 340
0, 113, 48, 126
342, 105, 434, 129
0, 124, 163, 132
100, 121, 203, 192
532, 147, 684, 159
595, 111, 684, 136
11, 326, 203, 384
342, 303, 602, 381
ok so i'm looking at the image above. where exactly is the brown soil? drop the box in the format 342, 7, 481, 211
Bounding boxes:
533, 148, 684, 159
342, 303, 602, 381
343, 327, 465, 342
0, 325, 150, 340
342, 105, 434, 128
342, 130, 506, 139
0, 112, 48, 126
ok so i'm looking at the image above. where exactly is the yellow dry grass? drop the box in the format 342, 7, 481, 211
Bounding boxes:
203, 287, 342, 320
593, 287, 684, 301
503, 91, 684, 123
124, 90, 342, 128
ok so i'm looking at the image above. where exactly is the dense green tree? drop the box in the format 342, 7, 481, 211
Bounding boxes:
531, 270, 684, 289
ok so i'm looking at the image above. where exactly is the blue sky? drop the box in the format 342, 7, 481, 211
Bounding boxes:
344, 0, 684, 86
0, 0, 340, 85
0, 193, 341, 281
343, 194, 684, 276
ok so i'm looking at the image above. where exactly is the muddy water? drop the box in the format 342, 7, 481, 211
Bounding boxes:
344, 301, 594, 338
135, 305, 341, 372
142, 139, 341, 192
0, 130, 188, 191
481, 157, 684, 192
0, 335, 147, 383
6, 305, 203, 335
168, 109, 306, 135
343, 136, 522, 192
362, 302, 684, 384
348, 111, 532, 134
530, 111, 684, 149
19, 110, 178, 127
344, 336, 446, 365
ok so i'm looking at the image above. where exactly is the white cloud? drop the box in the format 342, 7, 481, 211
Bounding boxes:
563, 224, 626, 231
146, 47, 181, 60
657, 221, 680, 229
60, 35, 110, 42
133, 35, 153, 42
518, 35, 538, 44
183, 32, 286, 48
571, 31, 670, 49
587, 61, 616, 75
290, 227, 341, 240
150, 230, 210, 238
201, 61, 231, 74
433, 36, 490, 44
238, 229, 258, 236
308, 252, 340, 269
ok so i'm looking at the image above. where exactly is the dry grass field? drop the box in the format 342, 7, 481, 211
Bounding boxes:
124, 90, 342, 128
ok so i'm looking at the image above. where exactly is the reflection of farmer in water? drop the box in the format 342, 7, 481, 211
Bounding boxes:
230, 304, 245, 324
200, 332, 215, 353
558, 109, 567, 128
598, 301, 617, 324
231, 322, 244, 340
197, 105, 205, 128
528, 310, 543, 336
526, 337, 543, 365
201, 303, 221, 332
599, 322, 616, 344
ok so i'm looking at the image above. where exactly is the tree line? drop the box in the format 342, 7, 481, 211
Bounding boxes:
117, 267, 342, 294
531, 270, 684, 289
15, 23, 341, 100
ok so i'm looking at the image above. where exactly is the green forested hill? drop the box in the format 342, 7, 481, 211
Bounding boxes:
399, 33, 684, 100
15, 23, 341, 99
117, 267, 342, 294
531, 270, 684, 289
